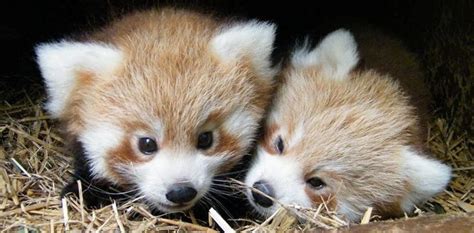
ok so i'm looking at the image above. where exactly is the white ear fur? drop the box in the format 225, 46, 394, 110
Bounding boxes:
210, 21, 277, 79
400, 147, 452, 211
35, 41, 122, 117
291, 29, 359, 80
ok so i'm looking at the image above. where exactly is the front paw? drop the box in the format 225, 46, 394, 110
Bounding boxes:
61, 179, 107, 208
61, 179, 80, 198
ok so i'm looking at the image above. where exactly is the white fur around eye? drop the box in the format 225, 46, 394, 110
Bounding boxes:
223, 109, 258, 149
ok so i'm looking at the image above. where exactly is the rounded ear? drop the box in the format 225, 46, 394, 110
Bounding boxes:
35, 41, 123, 117
210, 21, 277, 79
291, 29, 359, 80
400, 147, 452, 211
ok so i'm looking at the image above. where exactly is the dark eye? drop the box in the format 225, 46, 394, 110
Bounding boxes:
138, 137, 158, 155
307, 177, 326, 190
197, 131, 213, 150
275, 135, 284, 154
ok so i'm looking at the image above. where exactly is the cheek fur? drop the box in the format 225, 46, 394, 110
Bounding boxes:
214, 129, 249, 173
134, 152, 225, 194
79, 122, 125, 183
246, 148, 313, 210
129, 152, 227, 213
106, 136, 153, 185
260, 123, 279, 155
212, 129, 241, 155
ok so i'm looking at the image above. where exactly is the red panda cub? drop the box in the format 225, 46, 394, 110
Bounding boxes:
35, 8, 277, 213
245, 29, 451, 221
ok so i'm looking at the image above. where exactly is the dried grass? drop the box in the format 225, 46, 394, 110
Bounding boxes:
1, 17, 472, 228
0, 88, 472, 232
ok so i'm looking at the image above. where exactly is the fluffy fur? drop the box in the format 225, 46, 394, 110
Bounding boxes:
245, 29, 451, 221
36, 8, 277, 213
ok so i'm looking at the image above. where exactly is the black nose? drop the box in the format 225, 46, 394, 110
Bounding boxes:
166, 184, 197, 204
252, 180, 274, 207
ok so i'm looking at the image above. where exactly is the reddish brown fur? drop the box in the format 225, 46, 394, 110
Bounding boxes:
304, 187, 338, 209
246, 28, 449, 222
262, 52, 422, 219
261, 123, 279, 155
60, 8, 274, 184
213, 130, 240, 155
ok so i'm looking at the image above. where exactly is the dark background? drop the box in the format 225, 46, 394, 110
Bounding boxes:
1, 0, 472, 134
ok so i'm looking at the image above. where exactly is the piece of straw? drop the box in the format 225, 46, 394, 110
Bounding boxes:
209, 208, 235, 233
360, 207, 373, 224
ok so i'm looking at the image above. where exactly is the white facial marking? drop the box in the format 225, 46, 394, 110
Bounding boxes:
79, 122, 125, 181
79, 116, 230, 213
35, 41, 122, 117
245, 148, 311, 217
132, 150, 226, 212
223, 109, 257, 149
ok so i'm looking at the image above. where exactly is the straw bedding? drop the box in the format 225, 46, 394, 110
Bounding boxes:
0, 3, 472, 231
0, 82, 472, 232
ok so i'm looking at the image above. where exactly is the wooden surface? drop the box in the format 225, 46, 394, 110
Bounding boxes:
320, 213, 474, 233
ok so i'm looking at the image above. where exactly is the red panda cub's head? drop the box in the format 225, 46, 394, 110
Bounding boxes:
245, 29, 451, 221
35, 9, 276, 212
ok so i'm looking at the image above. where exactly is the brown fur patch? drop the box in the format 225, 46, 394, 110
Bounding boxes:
373, 181, 412, 218
62, 71, 98, 135
214, 129, 244, 173
108, 137, 144, 164
261, 123, 279, 155
304, 187, 338, 210
106, 128, 155, 184
213, 129, 240, 155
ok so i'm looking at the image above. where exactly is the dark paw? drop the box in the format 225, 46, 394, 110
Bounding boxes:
61, 179, 108, 209
61, 179, 80, 198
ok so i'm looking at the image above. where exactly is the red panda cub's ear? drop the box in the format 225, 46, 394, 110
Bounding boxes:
291, 29, 359, 80
35, 41, 123, 118
210, 21, 277, 79
400, 147, 451, 212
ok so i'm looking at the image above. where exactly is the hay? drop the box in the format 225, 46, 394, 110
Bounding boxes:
0, 88, 472, 231
1, 14, 472, 227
